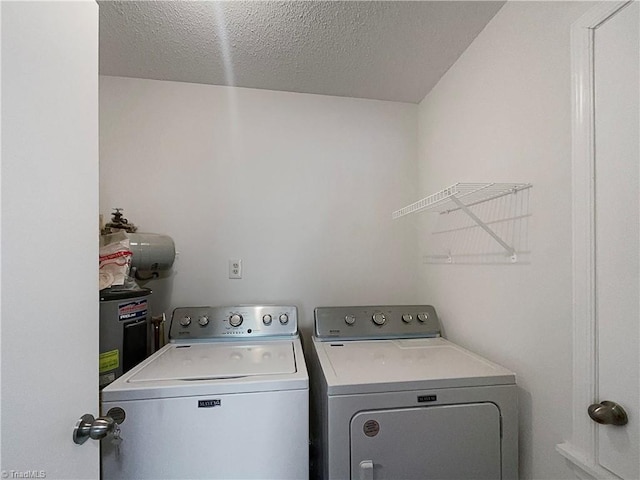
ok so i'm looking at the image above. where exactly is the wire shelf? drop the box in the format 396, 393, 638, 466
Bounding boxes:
392, 182, 532, 219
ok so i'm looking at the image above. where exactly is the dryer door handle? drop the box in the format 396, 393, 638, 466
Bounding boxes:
359, 460, 374, 480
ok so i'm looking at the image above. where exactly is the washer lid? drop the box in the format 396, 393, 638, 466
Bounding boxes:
313, 337, 515, 394
128, 341, 297, 383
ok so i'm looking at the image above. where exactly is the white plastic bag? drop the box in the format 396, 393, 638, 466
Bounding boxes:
99, 233, 133, 289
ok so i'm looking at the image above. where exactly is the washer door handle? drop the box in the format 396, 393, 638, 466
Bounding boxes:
588, 401, 628, 426
359, 460, 374, 480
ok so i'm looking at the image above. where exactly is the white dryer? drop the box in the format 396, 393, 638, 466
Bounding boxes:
308, 305, 517, 480
101, 305, 308, 480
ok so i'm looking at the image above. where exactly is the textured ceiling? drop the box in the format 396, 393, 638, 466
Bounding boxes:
99, 1, 505, 104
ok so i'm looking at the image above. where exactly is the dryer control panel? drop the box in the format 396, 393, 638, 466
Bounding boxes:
170, 305, 298, 341
314, 305, 440, 340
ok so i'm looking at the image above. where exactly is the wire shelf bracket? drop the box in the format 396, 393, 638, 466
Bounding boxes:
392, 182, 532, 263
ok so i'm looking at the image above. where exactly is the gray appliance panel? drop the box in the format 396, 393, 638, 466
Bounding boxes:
314, 305, 440, 340
170, 305, 298, 341
350, 403, 501, 480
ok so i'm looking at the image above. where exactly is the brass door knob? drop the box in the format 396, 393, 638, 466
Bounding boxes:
588, 401, 628, 426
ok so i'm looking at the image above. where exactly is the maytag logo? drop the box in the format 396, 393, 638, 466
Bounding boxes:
198, 399, 221, 408
418, 395, 437, 403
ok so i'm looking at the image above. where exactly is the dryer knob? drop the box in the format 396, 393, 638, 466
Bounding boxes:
372, 313, 386, 326
262, 314, 273, 326
402, 314, 413, 323
345, 315, 356, 325
229, 314, 243, 327
417, 313, 429, 323
179, 316, 192, 327
198, 315, 209, 326
279, 313, 289, 325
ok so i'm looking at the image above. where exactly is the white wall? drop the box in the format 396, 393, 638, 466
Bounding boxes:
417, 2, 592, 479
99, 76, 420, 336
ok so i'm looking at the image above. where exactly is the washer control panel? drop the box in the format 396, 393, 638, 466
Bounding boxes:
314, 305, 440, 340
170, 305, 298, 341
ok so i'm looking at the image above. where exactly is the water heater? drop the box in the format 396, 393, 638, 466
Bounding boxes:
99, 287, 152, 388
126, 232, 175, 273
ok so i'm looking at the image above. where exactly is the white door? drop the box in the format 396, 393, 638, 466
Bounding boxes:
0, 1, 99, 478
593, 1, 639, 478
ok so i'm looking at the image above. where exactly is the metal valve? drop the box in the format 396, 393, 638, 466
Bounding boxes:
587, 400, 628, 426
73, 414, 116, 444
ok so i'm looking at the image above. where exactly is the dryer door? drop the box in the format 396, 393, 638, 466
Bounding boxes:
350, 403, 501, 480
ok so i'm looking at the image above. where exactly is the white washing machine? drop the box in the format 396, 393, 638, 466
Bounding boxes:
308, 305, 518, 480
101, 305, 309, 480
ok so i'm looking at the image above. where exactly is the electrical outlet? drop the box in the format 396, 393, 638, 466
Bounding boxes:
229, 259, 242, 279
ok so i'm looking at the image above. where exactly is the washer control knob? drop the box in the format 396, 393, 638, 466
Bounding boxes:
263, 314, 273, 326
345, 315, 356, 325
279, 313, 289, 325
417, 313, 429, 323
179, 316, 192, 327
372, 313, 386, 326
198, 315, 209, 326
229, 314, 243, 327
402, 314, 413, 323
